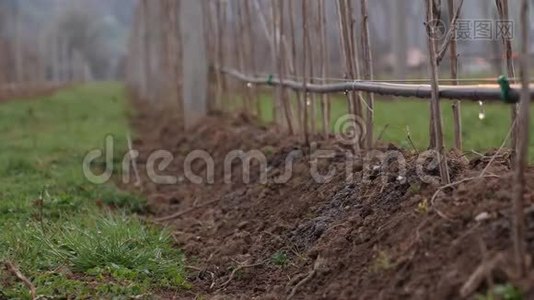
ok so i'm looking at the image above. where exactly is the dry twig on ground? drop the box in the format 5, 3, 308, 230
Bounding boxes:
4, 261, 37, 300
219, 261, 265, 289
287, 256, 326, 299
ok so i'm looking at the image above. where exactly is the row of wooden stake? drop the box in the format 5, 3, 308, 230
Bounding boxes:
125, 0, 531, 277
207, 0, 532, 278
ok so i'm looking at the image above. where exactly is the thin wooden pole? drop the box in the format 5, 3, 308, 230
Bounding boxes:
214, 0, 224, 110
142, 0, 151, 101
302, 0, 310, 145
274, 0, 295, 134
181, 0, 208, 128
496, 0, 518, 156
173, 0, 184, 120
235, 1, 250, 114
239, 0, 256, 115
346, 0, 362, 121
428, 0, 442, 149
337, 0, 363, 150
237, 0, 254, 115
512, 0, 529, 277
318, 0, 331, 138
162, 0, 181, 110
336, 0, 353, 115
269, 0, 281, 127
426, 0, 451, 184
220, 0, 229, 111
448, 0, 463, 150
206, 0, 218, 111
243, 0, 261, 117
288, 0, 303, 133
307, 2, 318, 135
360, 0, 375, 149
279, 2, 298, 133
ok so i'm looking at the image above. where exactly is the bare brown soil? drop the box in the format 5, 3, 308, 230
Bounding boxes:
129, 102, 534, 300
0, 83, 64, 103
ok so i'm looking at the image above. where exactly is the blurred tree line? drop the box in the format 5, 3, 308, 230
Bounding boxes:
0, 0, 135, 84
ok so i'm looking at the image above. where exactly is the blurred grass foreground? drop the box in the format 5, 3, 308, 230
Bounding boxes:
0, 83, 187, 298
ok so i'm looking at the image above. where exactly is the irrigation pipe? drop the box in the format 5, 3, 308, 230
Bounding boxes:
221, 68, 534, 103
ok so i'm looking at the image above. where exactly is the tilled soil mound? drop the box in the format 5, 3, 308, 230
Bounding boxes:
129, 103, 534, 300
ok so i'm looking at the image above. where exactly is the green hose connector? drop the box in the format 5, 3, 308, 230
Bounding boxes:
267, 74, 274, 86
497, 75, 518, 104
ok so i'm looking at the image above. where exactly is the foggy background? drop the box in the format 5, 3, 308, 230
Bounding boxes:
1, 0, 534, 84
0, 0, 136, 82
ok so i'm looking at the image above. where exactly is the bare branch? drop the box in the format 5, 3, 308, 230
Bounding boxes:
4, 261, 36, 300
436, 0, 465, 65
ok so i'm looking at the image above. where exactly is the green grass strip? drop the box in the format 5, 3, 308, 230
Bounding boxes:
0, 83, 188, 299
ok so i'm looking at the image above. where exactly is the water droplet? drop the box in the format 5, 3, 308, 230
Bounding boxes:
246, 82, 253, 88
478, 101, 486, 120
306, 98, 311, 106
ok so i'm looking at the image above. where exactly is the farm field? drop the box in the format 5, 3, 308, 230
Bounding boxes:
1, 84, 533, 299
3, 0, 534, 298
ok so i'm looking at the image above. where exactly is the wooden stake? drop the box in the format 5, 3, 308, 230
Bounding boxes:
206, 0, 219, 111
346, 0, 363, 121
448, 0, 463, 151
336, 0, 359, 150
288, 0, 303, 133
270, 0, 282, 127
214, 0, 224, 110
273, 0, 295, 134
181, 0, 208, 128
360, 0, 375, 150
318, 0, 331, 138
238, 0, 257, 115
302, 0, 310, 145
279, 2, 298, 133
243, 0, 261, 117
496, 0, 518, 157
426, 0, 451, 185
336, 0, 353, 116
307, 2, 318, 135
428, 0, 442, 149
220, 0, 229, 111
344, 0, 363, 149
142, 0, 151, 101
512, 0, 529, 277
251, 0, 277, 124
235, 1, 251, 114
